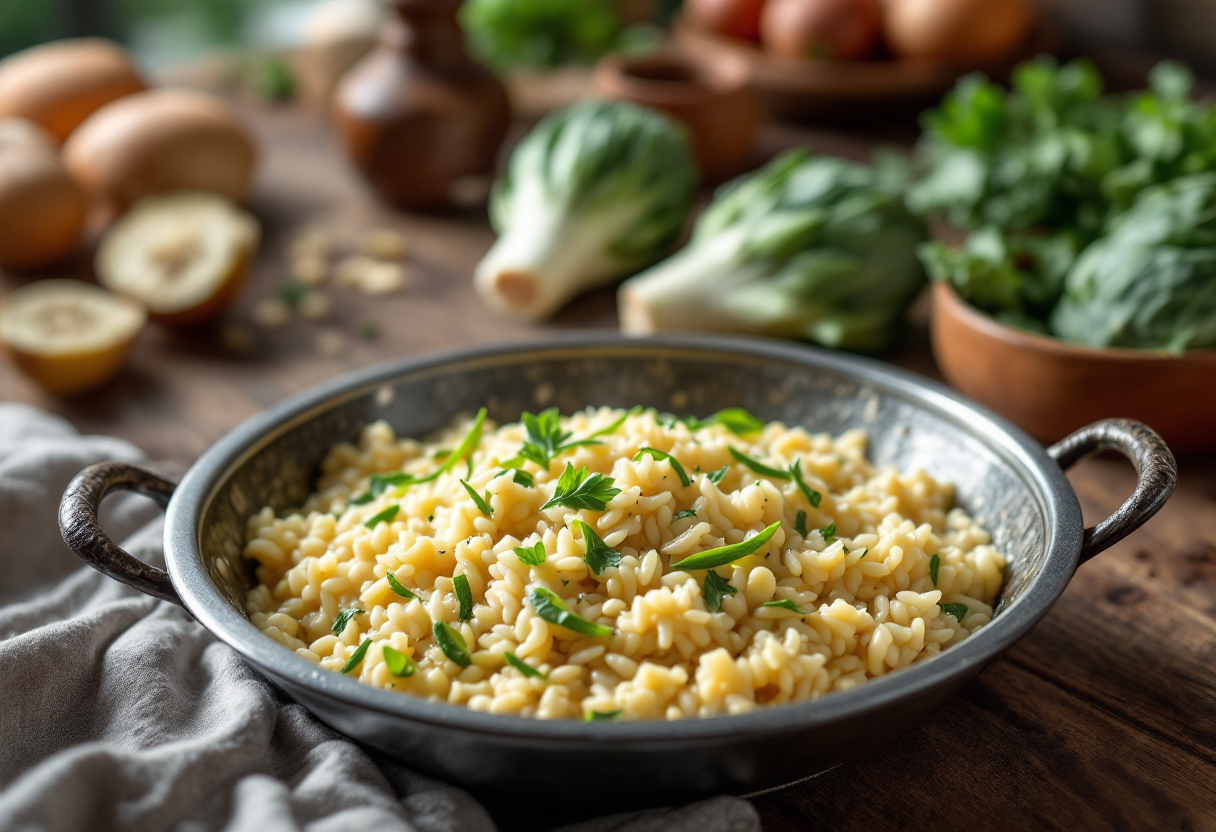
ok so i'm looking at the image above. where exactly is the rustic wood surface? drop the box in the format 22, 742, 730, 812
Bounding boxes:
2, 102, 1214, 832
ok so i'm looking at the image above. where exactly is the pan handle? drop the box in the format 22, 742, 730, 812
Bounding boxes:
1047, 419, 1177, 565
59, 461, 183, 606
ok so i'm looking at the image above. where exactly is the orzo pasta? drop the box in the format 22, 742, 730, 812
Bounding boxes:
242, 407, 1006, 720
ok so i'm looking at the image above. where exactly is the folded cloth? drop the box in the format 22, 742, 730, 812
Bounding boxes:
0, 405, 761, 832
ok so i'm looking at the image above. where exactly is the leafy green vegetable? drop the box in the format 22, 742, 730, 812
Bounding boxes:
795, 511, 808, 536
541, 463, 621, 511
341, 638, 372, 674
705, 465, 730, 485
575, 520, 621, 576
386, 572, 419, 602
675, 509, 697, 520
789, 460, 822, 507
633, 447, 691, 487
453, 574, 474, 622
364, 505, 399, 528
382, 646, 417, 677
820, 523, 837, 544
762, 599, 805, 613
476, 100, 696, 321
527, 586, 613, 637
621, 150, 927, 351
671, 521, 782, 571
941, 603, 969, 621
728, 448, 790, 480
929, 553, 940, 586
514, 541, 548, 566
504, 651, 547, 680
331, 607, 364, 636
702, 570, 737, 612
461, 0, 650, 69
433, 621, 472, 667
584, 708, 623, 722
459, 479, 494, 517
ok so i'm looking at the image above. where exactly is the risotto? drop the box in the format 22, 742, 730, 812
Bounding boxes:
242, 407, 1006, 721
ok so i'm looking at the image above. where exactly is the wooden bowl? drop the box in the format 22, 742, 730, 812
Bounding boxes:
673, 16, 1055, 122
594, 49, 760, 182
931, 282, 1216, 456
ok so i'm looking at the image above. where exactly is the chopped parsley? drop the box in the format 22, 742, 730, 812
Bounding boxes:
341, 638, 371, 674
507, 408, 602, 468
795, 510, 808, 536
705, 465, 730, 485
331, 606, 364, 636
504, 651, 547, 680
675, 509, 697, 520
575, 520, 621, 576
514, 541, 547, 566
671, 521, 782, 571
583, 407, 641, 439
382, 645, 416, 677
584, 708, 623, 722
941, 603, 969, 621
683, 408, 764, 436
385, 572, 418, 601
929, 553, 940, 586
702, 570, 737, 612
541, 463, 621, 511
820, 522, 837, 544
633, 447, 691, 487
762, 599, 805, 613
432, 621, 471, 667
364, 505, 399, 528
527, 586, 612, 637
728, 448, 791, 480
492, 468, 535, 488
789, 460, 822, 507
459, 479, 493, 517
349, 409, 487, 503
453, 573, 473, 621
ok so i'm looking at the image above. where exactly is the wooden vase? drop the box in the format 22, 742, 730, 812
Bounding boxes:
333, 0, 509, 210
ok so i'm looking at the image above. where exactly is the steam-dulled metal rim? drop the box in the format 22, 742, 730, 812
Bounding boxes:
165, 333, 1082, 743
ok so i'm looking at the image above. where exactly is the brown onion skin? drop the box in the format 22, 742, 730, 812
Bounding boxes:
885, 0, 1033, 62
688, 0, 768, 41
0, 119, 87, 272
760, 0, 884, 62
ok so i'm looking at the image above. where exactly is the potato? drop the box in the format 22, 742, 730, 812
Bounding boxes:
0, 39, 144, 144
96, 191, 260, 328
760, 0, 883, 61
885, 0, 1033, 62
64, 89, 258, 213
0, 119, 87, 272
0, 280, 145, 396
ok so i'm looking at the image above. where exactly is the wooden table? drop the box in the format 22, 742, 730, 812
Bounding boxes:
3, 104, 1213, 831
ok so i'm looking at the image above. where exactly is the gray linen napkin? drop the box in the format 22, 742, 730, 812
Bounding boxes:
0, 404, 761, 832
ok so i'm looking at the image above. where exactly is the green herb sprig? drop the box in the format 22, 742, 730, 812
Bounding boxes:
671, 521, 782, 571
504, 651, 547, 680
575, 520, 621, 576
762, 599, 805, 613
820, 522, 837, 544
341, 638, 371, 674
702, 570, 737, 612
795, 510, 808, 536
584, 708, 623, 722
675, 509, 697, 520
433, 621, 472, 667
382, 646, 417, 677
331, 607, 364, 636
453, 573, 474, 621
528, 586, 612, 637
350, 409, 487, 503
728, 448, 791, 480
789, 460, 822, 507
929, 553, 940, 586
633, 447, 691, 486
492, 468, 535, 487
514, 541, 547, 566
541, 463, 621, 511
705, 465, 730, 485
385, 572, 419, 601
459, 479, 494, 516
941, 603, 969, 621
364, 505, 399, 528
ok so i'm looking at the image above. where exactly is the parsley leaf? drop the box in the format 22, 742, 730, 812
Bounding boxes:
575, 520, 621, 576
350, 409, 488, 503
527, 586, 613, 637
432, 621, 471, 667
705, 465, 730, 485
512, 408, 602, 468
675, 509, 697, 520
789, 460, 822, 507
762, 599, 805, 613
385, 572, 419, 601
453, 573, 473, 621
633, 447, 691, 486
364, 505, 399, 528
582, 406, 641, 439
331, 606, 364, 636
684, 408, 764, 436
514, 541, 547, 566
584, 708, 623, 722
820, 522, 837, 544
795, 510, 808, 536
341, 638, 372, 674
728, 448, 791, 480
382, 645, 417, 677
941, 603, 969, 621
504, 651, 547, 679
459, 479, 493, 516
929, 553, 940, 586
541, 463, 621, 511
671, 521, 782, 571
492, 468, 535, 488
702, 570, 737, 612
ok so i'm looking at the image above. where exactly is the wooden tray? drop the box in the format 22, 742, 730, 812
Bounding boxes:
674, 16, 1057, 122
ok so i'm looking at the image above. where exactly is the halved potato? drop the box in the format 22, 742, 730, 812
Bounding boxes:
96, 191, 260, 328
0, 279, 145, 395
